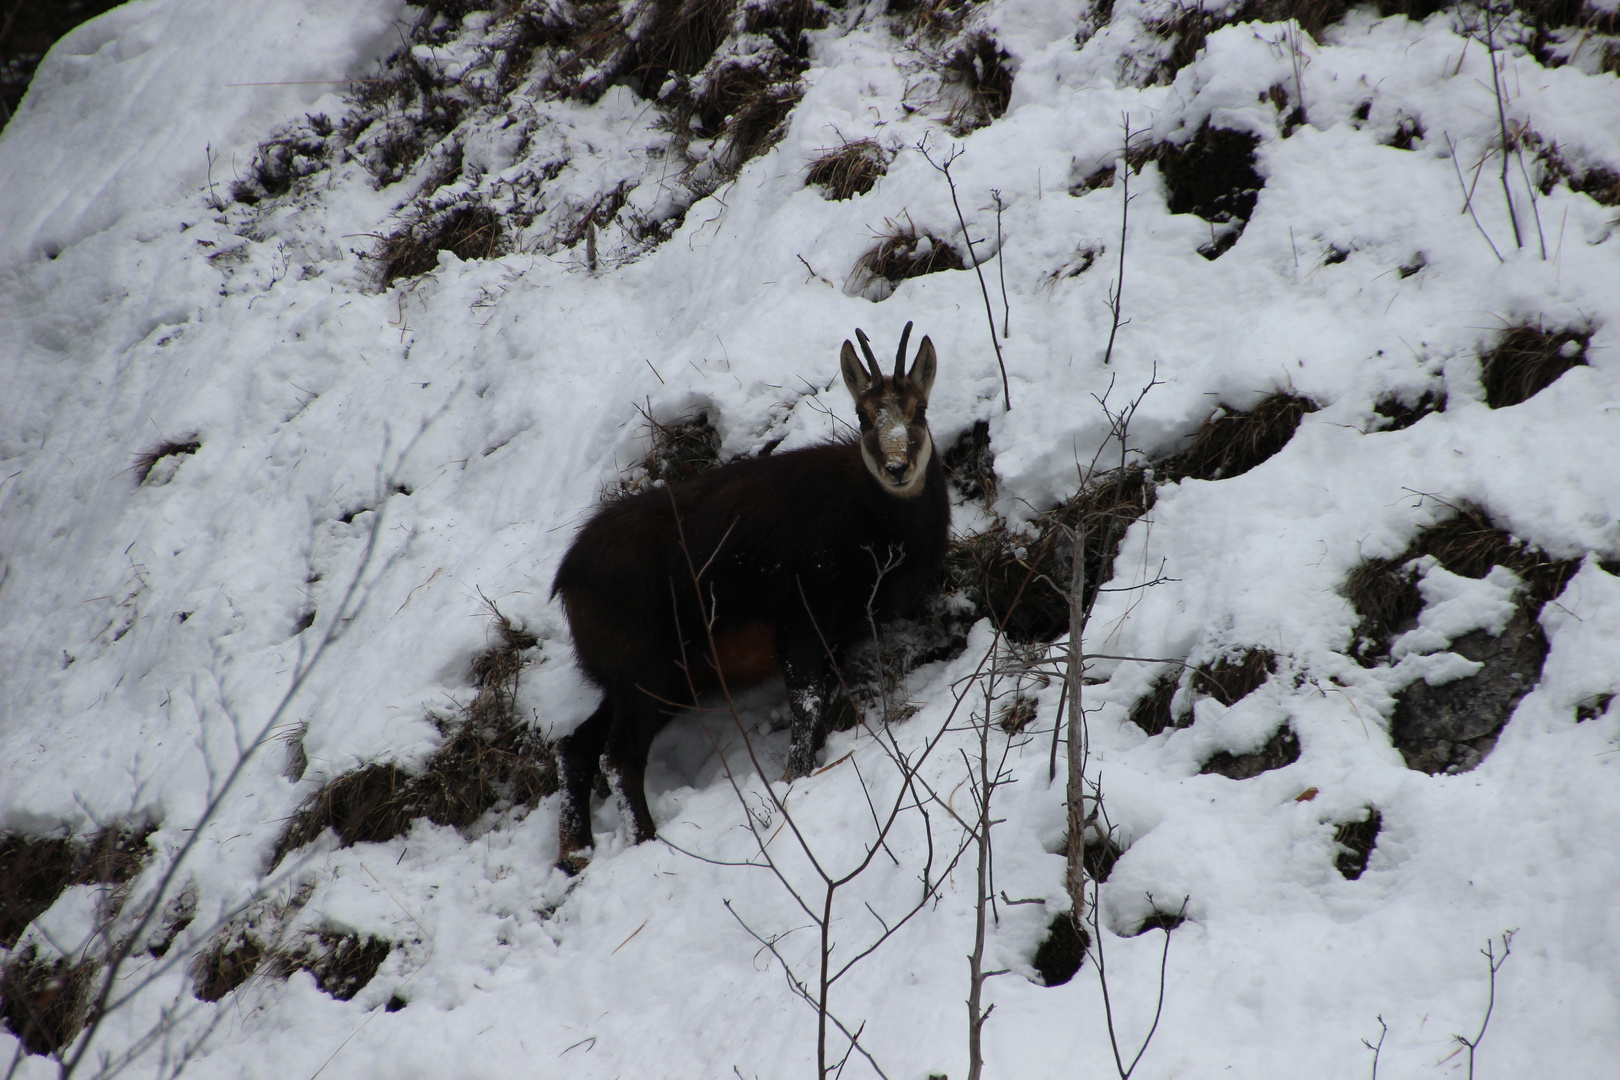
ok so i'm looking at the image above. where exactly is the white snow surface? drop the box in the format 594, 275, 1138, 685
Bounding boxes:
2, 1, 1619, 1078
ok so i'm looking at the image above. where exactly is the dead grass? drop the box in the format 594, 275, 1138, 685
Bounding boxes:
271, 611, 552, 867
0, 825, 154, 949
1342, 503, 1580, 663
1332, 808, 1381, 879
996, 695, 1038, 733
1031, 912, 1087, 986
1480, 323, 1590, 408
131, 439, 201, 487
941, 32, 1014, 135
377, 204, 504, 289
1160, 393, 1318, 482
1192, 648, 1276, 707
846, 216, 965, 301
1128, 674, 1181, 736
806, 138, 888, 200
941, 419, 996, 503
0, 947, 97, 1056
942, 464, 1155, 644
1156, 121, 1263, 260
1372, 387, 1446, 431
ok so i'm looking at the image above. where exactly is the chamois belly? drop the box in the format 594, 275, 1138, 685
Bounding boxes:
695, 621, 779, 690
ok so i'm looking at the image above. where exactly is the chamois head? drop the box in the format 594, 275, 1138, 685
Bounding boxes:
840, 321, 937, 497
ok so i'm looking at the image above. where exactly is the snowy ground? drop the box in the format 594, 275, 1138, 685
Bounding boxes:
3, 0, 1620, 1077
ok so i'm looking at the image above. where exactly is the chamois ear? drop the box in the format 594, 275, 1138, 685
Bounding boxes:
841, 340, 872, 399
908, 336, 937, 400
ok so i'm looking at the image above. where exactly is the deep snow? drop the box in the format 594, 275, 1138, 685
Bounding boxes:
3, 0, 1620, 1077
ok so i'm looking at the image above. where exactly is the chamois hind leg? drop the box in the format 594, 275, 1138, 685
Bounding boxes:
780, 628, 835, 781
557, 700, 611, 873
601, 691, 667, 845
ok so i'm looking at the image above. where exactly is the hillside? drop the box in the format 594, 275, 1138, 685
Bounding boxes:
2, 0, 1620, 1077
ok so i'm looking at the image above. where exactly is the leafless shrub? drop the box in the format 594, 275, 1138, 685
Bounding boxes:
1480, 322, 1590, 408
806, 138, 888, 200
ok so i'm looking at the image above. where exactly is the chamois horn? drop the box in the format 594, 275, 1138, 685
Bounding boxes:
893, 320, 914, 380
854, 328, 883, 381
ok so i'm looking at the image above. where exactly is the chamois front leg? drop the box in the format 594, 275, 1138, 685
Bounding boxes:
780, 629, 834, 781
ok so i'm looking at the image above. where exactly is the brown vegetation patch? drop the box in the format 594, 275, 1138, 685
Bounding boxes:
0, 946, 97, 1056
996, 695, 1038, 733
806, 138, 888, 200
1480, 323, 1590, 408
232, 120, 337, 204
1333, 808, 1381, 879
1032, 912, 1087, 986
1128, 673, 1181, 736
190, 893, 389, 1003
1372, 387, 1446, 431
941, 32, 1014, 135
1199, 724, 1300, 779
1129, 907, 1188, 936
0, 825, 154, 948
294, 932, 392, 1001
1160, 393, 1317, 482
1146, 0, 1348, 81
132, 439, 201, 487
1192, 648, 1276, 707
941, 419, 996, 503
1342, 504, 1579, 663
942, 465, 1155, 644
1084, 833, 1123, 882
1157, 121, 1264, 259
272, 613, 552, 867
846, 217, 965, 301
377, 204, 504, 289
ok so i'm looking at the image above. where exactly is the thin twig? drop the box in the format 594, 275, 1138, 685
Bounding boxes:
918, 137, 1010, 411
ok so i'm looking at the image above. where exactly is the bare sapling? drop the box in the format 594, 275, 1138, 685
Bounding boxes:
662, 528, 986, 1079
30, 419, 442, 1080
1453, 930, 1514, 1080
918, 137, 1011, 411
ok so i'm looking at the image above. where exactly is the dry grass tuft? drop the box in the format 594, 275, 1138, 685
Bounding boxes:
1341, 503, 1579, 663
1161, 393, 1317, 482
1128, 674, 1181, 736
1032, 912, 1088, 986
941, 419, 996, 503
1372, 387, 1446, 431
1156, 121, 1263, 259
941, 32, 1014, 134
996, 695, 1038, 733
0, 947, 98, 1056
0, 825, 154, 949
806, 138, 888, 200
1480, 323, 1590, 408
846, 217, 965, 301
1192, 648, 1276, 707
1332, 808, 1381, 879
942, 465, 1155, 644
132, 439, 201, 487
271, 612, 552, 867
378, 204, 504, 289
189, 889, 388, 1002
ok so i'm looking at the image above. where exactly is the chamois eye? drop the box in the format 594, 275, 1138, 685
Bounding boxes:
912, 405, 926, 423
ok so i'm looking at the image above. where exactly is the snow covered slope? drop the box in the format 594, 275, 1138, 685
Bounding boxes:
3, 0, 1619, 1077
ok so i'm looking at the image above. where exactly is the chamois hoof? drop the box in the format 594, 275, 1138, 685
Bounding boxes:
557, 850, 592, 876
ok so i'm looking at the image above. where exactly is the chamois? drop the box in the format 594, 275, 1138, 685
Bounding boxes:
550, 323, 949, 871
